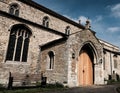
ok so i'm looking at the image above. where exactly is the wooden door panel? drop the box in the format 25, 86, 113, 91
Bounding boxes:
78, 51, 93, 86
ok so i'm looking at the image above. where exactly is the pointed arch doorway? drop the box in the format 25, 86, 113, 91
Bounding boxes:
78, 44, 95, 86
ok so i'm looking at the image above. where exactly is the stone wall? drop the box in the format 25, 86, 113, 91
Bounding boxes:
41, 41, 68, 85
100, 40, 120, 82
66, 29, 104, 86
0, 0, 82, 34
0, 0, 84, 86
0, 0, 120, 87
40, 29, 104, 87
0, 13, 63, 86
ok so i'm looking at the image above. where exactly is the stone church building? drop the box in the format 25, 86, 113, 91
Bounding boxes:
0, 0, 120, 87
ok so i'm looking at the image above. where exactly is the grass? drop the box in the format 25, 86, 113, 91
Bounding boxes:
107, 80, 120, 85
0, 87, 67, 93
0, 83, 67, 93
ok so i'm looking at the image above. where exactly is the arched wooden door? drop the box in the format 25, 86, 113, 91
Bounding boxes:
78, 50, 93, 86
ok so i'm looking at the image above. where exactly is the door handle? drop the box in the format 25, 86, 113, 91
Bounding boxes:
83, 70, 84, 73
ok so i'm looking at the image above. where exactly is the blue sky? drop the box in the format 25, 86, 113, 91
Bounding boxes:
34, 0, 120, 47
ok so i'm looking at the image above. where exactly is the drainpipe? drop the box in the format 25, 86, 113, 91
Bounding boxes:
110, 53, 112, 76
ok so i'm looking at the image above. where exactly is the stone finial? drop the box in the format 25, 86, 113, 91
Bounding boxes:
85, 18, 91, 29
78, 20, 81, 24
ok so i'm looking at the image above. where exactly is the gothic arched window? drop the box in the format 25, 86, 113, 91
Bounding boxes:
43, 16, 49, 27
6, 24, 32, 62
9, 3, 19, 16
48, 51, 54, 69
65, 26, 71, 35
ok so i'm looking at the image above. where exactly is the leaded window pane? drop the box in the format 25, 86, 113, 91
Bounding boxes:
6, 34, 16, 60
65, 26, 71, 35
22, 38, 29, 62
15, 36, 23, 61
43, 16, 49, 27
6, 24, 31, 62
15, 9, 19, 16
9, 4, 19, 16
9, 8, 14, 15
48, 51, 54, 69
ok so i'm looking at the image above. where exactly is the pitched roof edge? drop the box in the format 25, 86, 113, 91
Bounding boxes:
99, 39, 119, 49
103, 48, 120, 55
18, 0, 85, 29
40, 37, 67, 51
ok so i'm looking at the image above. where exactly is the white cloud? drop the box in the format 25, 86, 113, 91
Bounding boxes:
65, 15, 102, 26
78, 16, 88, 25
64, 15, 103, 31
94, 16, 103, 22
63, 14, 120, 47
78, 16, 92, 25
107, 27, 120, 33
111, 3, 120, 18
64, 15, 91, 25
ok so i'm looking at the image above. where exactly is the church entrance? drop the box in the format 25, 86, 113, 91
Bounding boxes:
78, 44, 94, 86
